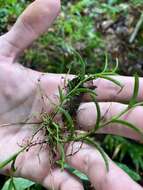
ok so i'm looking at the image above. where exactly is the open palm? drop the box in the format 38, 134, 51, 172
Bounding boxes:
0, 1, 143, 190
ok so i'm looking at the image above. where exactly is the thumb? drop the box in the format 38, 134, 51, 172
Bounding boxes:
0, 0, 60, 61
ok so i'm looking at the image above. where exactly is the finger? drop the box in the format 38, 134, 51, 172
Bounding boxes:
42, 168, 83, 190
77, 102, 143, 141
66, 142, 143, 190
0, 0, 60, 60
83, 76, 143, 103
19, 166, 84, 190
10, 134, 83, 190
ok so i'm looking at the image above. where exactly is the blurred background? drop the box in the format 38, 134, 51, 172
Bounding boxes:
0, 0, 143, 189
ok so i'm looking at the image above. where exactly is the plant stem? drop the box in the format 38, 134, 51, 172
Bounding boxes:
129, 12, 143, 43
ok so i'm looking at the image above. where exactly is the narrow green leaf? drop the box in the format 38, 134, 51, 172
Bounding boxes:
102, 53, 108, 73
89, 93, 101, 130
94, 101, 101, 130
129, 74, 139, 106
73, 170, 89, 181
112, 119, 143, 139
0, 148, 25, 169
112, 58, 119, 73
73, 50, 86, 80
58, 86, 65, 103
84, 137, 109, 171
11, 157, 16, 172
98, 75, 123, 88
58, 107, 74, 133
116, 162, 141, 181
64, 164, 89, 181
132, 102, 143, 108
52, 122, 60, 146
72, 87, 101, 130
72, 87, 100, 130
58, 143, 65, 170
73, 87, 97, 96
96, 72, 118, 76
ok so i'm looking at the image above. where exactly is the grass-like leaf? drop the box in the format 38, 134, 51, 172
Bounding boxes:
129, 74, 139, 107
94, 101, 101, 130
57, 143, 65, 170
112, 119, 143, 139
73, 50, 86, 80
112, 58, 119, 73
58, 86, 65, 102
0, 148, 25, 170
84, 137, 109, 171
132, 102, 143, 107
52, 122, 60, 146
73, 87, 97, 96
58, 106, 74, 134
102, 53, 108, 73
89, 93, 101, 131
97, 75, 123, 88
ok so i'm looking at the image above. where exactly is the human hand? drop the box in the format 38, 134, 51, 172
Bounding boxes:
0, 0, 143, 189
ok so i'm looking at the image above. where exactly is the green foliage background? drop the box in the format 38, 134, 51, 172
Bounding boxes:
0, 0, 143, 189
